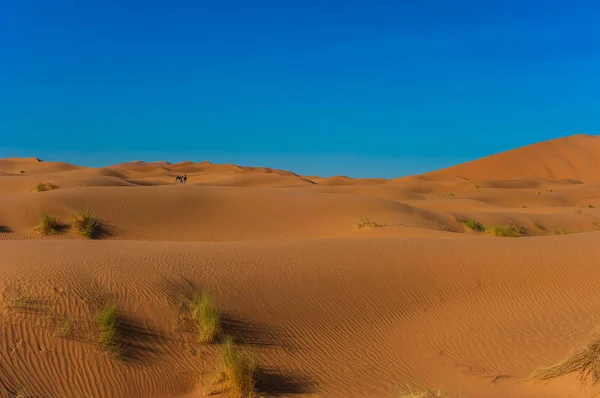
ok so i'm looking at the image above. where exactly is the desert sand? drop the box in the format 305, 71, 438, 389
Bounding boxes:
1, 134, 600, 397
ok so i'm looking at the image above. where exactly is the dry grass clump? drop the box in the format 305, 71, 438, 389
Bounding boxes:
38, 213, 60, 235
219, 336, 257, 398
487, 223, 524, 237
35, 182, 59, 192
531, 334, 600, 385
189, 292, 221, 343
457, 217, 485, 232
72, 211, 100, 239
53, 317, 74, 338
95, 304, 122, 358
552, 228, 568, 235
398, 387, 448, 398
354, 217, 383, 229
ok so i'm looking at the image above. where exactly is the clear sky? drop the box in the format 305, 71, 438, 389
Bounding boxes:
1, 1, 599, 178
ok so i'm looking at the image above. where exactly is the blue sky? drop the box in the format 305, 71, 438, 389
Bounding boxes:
1, 0, 599, 178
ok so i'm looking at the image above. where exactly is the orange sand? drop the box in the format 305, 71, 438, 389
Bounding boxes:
1, 134, 600, 397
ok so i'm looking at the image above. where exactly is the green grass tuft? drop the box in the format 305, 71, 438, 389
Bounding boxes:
72, 211, 100, 239
457, 217, 485, 232
95, 304, 122, 358
487, 223, 524, 237
38, 213, 60, 235
220, 335, 257, 398
189, 292, 221, 344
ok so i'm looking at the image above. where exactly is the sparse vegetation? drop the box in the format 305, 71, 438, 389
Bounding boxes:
533, 223, 546, 231
439, 193, 455, 197
219, 335, 257, 398
354, 217, 383, 229
38, 213, 60, 235
552, 229, 568, 235
189, 292, 221, 343
35, 182, 59, 192
531, 333, 600, 385
457, 217, 485, 232
53, 317, 73, 338
95, 304, 122, 358
3, 284, 32, 312
398, 387, 448, 398
72, 211, 100, 239
487, 223, 524, 237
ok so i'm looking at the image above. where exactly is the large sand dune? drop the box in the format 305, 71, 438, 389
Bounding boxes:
1, 134, 600, 397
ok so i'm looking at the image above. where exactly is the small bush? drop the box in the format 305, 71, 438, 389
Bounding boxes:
38, 214, 60, 235
220, 336, 257, 397
487, 223, 524, 237
355, 217, 383, 229
457, 217, 485, 232
531, 333, 600, 385
95, 304, 122, 358
189, 292, 221, 343
72, 211, 100, 239
35, 182, 59, 192
20, 170, 25, 174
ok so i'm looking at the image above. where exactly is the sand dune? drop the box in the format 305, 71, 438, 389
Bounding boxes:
1, 134, 600, 397
418, 134, 600, 183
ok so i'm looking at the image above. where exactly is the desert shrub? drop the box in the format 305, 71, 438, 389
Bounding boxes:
35, 182, 59, 192
457, 217, 485, 232
355, 217, 383, 229
189, 292, 221, 343
220, 336, 257, 397
38, 214, 60, 235
95, 304, 122, 358
72, 211, 100, 239
487, 223, 524, 237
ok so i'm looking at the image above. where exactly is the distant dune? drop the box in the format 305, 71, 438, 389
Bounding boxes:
1, 134, 600, 397
416, 134, 600, 183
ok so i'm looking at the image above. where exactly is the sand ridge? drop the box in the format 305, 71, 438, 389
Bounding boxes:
1, 134, 600, 397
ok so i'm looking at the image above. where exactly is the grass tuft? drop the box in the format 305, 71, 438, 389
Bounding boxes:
189, 292, 221, 343
72, 211, 100, 239
53, 317, 73, 338
533, 222, 546, 231
35, 182, 59, 192
398, 387, 448, 398
95, 304, 122, 358
487, 223, 524, 237
219, 335, 257, 398
457, 217, 485, 232
38, 213, 60, 235
531, 333, 600, 385
354, 217, 383, 229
